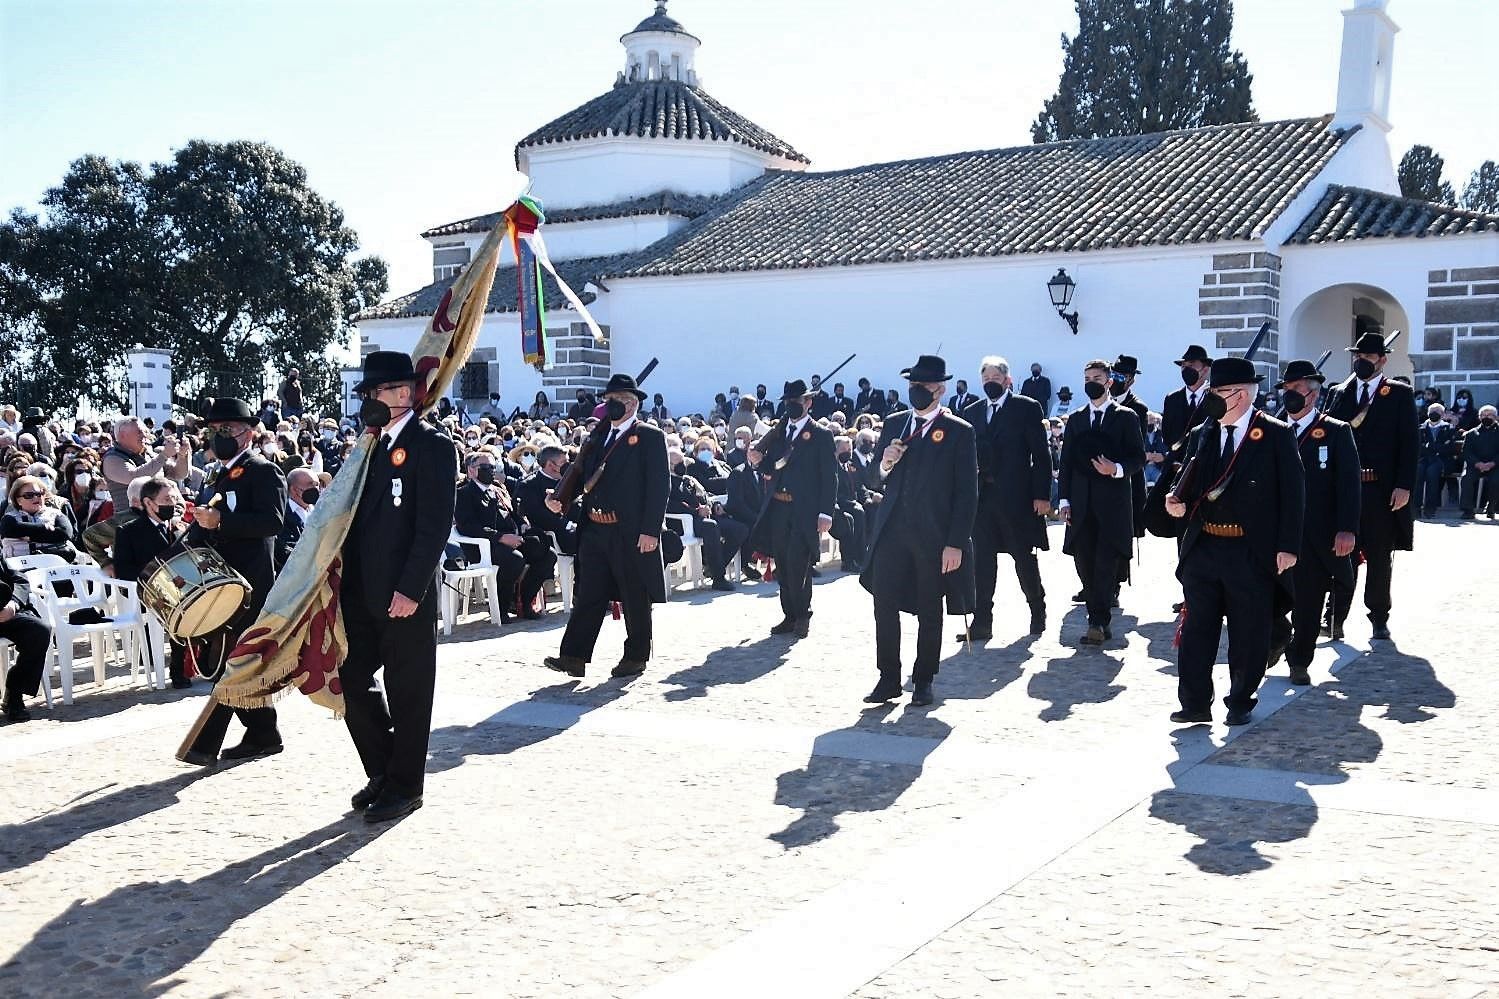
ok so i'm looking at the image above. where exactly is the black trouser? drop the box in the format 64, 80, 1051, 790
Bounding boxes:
559, 523, 653, 663
1178, 535, 1273, 715
973, 504, 1044, 626
1461, 467, 1498, 514
190, 602, 281, 754
768, 503, 816, 622
1271, 553, 1334, 672
723, 515, 758, 566
698, 515, 748, 579
871, 528, 945, 687
339, 582, 439, 798
1415, 456, 1445, 513
1, 610, 51, 700
465, 537, 556, 610
1069, 513, 1119, 627
1335, 484, 1397, 627
831, 503, 866, 566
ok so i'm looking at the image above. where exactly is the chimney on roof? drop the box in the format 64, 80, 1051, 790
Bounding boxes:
1332, 0, 1398, 133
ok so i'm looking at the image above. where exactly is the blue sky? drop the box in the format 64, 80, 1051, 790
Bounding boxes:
2, 0, 1494, 297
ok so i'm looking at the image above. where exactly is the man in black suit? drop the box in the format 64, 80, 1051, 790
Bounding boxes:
807, 375, 834, 420
1110, 355, 1151, 578
854, 378, 878, 415
516, 445, 577, 555
1268, 359, 1359, 686
338, 353, 457, 823
114, 477, 195, 688
1058, 360, 1145, 645
1021, 363, 1053, 417
544, 373, 669, 678
274, 467, 318, 571
665, 445, 744, 591
1460, 406, 1499, 519
0, 558, 51, 722
1166, 357, 1303, 726
948, 379, 979, 413
1161, 345, 1212, 451
1322, 329, 1417, 640
180, 398, 286, 765
960, 355, 1051, 639
723, 447, 765, 581
831, 434, 872, 572
861, 355, 977, 706
829, 383, 856, 422
750, 379, 838, 638
1415, 404, 1457, 517
455, 452, 554, 618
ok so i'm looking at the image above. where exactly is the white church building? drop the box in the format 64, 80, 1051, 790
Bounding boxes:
355, 0, 1499, 416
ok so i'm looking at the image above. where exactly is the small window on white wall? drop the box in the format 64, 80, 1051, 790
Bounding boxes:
647, 50, 659, 79
433, 243, 471, 283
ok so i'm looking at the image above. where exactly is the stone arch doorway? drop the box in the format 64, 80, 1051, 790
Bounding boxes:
1286, 282, 1412, 382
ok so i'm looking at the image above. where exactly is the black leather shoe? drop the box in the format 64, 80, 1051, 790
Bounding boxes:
770, 617, 797, 635
1029, 611, 1046, 636
1080, 626, 1105, 645
1171, 601, 1186, 614
181, 749, 218, 767
1319, 622, 1332, 638
793, 617, 810, 638
543, 655, 586, 677
910, 683, 935, 707
742, 565, 763, 581
220, 740, 283, 762
1169, 710, 1211, 725
710, 577, 736, 592
1071, 589, 1085, 603
863, 682, 902, 704
611, 659, 646, 677
1331, 622, 1345, 641
351, 778, 384, 811
364, 791, 423, 823
521, 607, 544, 621
961, 623, 993, 641
1288, 666, 1311, 686
1224, 709, 1253, 727
171, 677, 193, 690
3, 696, 31, 723
1370, 623, 1392, 641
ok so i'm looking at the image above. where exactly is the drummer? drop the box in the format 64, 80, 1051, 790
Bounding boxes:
111, 475, 191, 688
179, 398, 287, 767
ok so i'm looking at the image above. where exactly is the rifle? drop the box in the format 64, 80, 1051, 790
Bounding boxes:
821, 353, 856, 386
549, 358, 659, 511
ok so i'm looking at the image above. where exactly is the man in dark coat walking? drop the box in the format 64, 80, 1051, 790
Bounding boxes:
1322, 329, 1417, 640
861, 356, 977, 706
338, 353, 457, 823
750, 380, 838, 638
1058, 360, 1145, 645
1268, 359, 1360, 686
960, 355, 1051, 639
1166, 357, 1303, 726
544, 373, 669, 677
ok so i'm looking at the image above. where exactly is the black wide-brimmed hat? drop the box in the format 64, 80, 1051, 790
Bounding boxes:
202, 397, 259, 425
1175, 345, 1211, 366
780, 379, 811, 401
20, 407, 45, 425
1348, 331, 1393, 355
353, 350, 419, 393
1111, 354, 1142, 376
1208, 356, 1264, 388
899, 355, 953, 382
1275, 359, 1327, 389
602, 373, 648, 401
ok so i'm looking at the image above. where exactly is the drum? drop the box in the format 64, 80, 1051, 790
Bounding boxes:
139, 544, 250, 640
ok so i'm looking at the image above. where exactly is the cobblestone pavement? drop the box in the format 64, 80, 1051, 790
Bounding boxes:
1, 521, 1496, 997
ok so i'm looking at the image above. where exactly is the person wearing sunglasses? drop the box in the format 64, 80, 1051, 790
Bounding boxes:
1, 475, 74, 562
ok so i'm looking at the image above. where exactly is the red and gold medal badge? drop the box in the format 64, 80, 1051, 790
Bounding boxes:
931, 429, 946, 444
1248, 427, 1264, 442
391, 448, 408, 467
1311, 427, 1326, 440
627, 434, 639, 446
800, 431, 811, 441
229, 467, 245, 480
1379, 384, 1391, 397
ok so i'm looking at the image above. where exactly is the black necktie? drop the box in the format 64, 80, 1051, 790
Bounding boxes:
1224, 425, 1237, 456
1092, 410, 1102, 430
989, 402, 1000, 424
1361, 383, 1371, 408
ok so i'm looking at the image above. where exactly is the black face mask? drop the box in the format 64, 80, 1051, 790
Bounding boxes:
604, 398, 628, 422
211, 432, 241, 460
756, 389, 766, 399
1280, 389, 1307, 414
1083, 381, 1107, 402
784, 400, 805, 419
907, 385, 936, 410
1483, 417, 1497, 427
1201, 391, 1229, 422
475, 465, 496, 485
301, 487, 320, 505
982, 381, 1004, 400
1353, 357, 1378, 381
153, 501, 182, 521
857, 441, 874, 455
1181, 366, 1202, 387
360, 397, 392, 429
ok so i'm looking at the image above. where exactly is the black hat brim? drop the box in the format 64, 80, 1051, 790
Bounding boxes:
899, 369, 954, 382
353, 374, 417, 394
1274, 373, 1326, 389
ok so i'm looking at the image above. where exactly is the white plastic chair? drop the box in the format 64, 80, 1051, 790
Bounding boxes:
26, 564, 150, 705
665, 514, 704, 591
107, 579, 166, 690
442, 530, 503, 636
547, 532, 575, 613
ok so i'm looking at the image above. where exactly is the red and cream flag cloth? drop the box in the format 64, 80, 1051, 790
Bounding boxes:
213, 212, 509, 716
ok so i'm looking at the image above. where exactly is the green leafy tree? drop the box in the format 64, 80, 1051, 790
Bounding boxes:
1032, 0, 1256, 143
0, 141, 387, 415
1460, 160, 1499, 214
1396, 144, 1456, 204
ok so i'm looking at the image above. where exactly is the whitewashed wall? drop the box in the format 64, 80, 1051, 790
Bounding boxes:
520, 136, 800, 209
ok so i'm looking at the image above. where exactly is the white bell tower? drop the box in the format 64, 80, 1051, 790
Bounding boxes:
1332, 0, 1398, 133
620, 1, 701, 86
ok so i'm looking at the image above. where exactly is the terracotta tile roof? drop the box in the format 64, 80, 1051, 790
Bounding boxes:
1288, 184, 1499, 243
355, 254, 625, 322
604, 116, 1354, 278
421, 190, 727, 239
515, 80, 808, 165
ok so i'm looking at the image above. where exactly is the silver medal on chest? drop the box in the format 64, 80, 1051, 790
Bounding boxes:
391, 477, 403, 507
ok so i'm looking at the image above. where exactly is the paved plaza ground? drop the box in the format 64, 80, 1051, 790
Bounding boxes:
1, 519, 1496, 998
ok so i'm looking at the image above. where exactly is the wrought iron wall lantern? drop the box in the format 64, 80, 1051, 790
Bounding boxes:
1047, 268, 1079, 335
